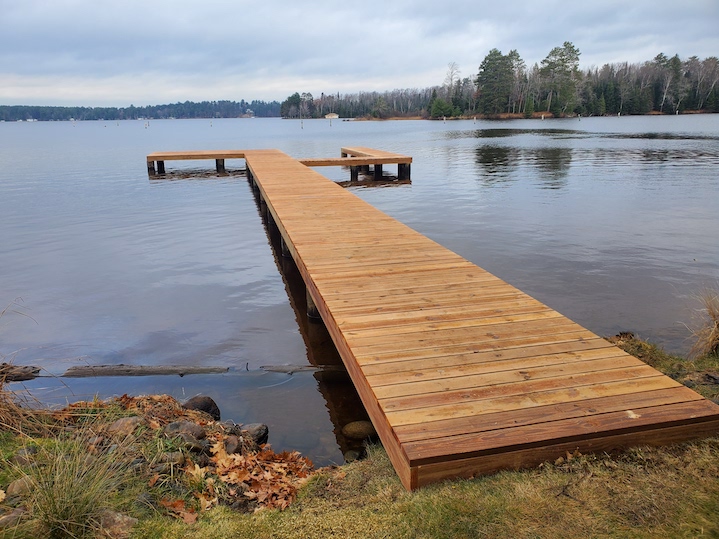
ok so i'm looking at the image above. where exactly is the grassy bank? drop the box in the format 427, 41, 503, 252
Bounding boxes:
2, 334, 719, 538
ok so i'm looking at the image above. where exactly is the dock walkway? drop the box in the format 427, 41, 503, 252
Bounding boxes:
152, 147, 719, 490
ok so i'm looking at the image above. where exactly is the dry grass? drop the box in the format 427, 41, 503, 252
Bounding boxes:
129, 440, 719, 539
689, 286, 719, 359
10, 431, 136, 538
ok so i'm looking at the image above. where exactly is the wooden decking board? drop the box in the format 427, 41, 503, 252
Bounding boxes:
347, 319, 591, 355
162, 146, 719, 490
372, 355, 649, 400
384, 376, 681, 428
379, 364, 665, 414
353, 331, 602, 365
395, 387, 704, 443
365, 344, 629, 384
404, 399, 719, 465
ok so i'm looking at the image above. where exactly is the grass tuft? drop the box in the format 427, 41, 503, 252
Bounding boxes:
6, 425, 137, 539
689, 285, 719, 359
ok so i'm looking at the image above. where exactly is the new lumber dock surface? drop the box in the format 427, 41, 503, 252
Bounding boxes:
158, 147, 719, 489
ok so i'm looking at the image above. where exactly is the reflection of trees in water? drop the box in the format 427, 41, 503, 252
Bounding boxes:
474, 145, 573, 190
532, 147, 572, 189
474, 145, 518, 184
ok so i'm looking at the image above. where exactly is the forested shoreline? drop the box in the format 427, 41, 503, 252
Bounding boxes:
2, 43, 717, 122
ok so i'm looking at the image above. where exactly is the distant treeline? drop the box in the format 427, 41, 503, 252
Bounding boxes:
0, 100, 281, 122
3, 45, 718, 122
280, 45, 719, 119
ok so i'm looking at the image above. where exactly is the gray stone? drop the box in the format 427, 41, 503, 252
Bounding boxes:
220, 420, 243, 436
163, 420, 206, 440
178, 433, 210, 453
225, 435, 241, 454
182, 395, 221, 421
342, 420, 377, 441
13, 446, 38, 466
106, 416, 145, 436
243, 423, 269, 445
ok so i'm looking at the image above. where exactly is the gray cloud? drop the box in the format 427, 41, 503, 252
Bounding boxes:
1, 0, 716, 105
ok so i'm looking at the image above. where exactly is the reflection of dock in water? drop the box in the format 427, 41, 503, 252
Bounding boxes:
252, 189, 376, 460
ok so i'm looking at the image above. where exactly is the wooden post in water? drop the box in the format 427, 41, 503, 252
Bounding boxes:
398, 163, 410, 180
216, 159, 225, 173
157, 161, 165, 174
147, 161, 156, 175
350, 166, 359, 181
281, 237, 292, 258
306, 289, 322, 321
373, 164, 383, 180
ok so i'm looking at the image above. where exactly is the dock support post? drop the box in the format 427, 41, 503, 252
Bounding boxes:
281, 237, 292, 258
147, 161, 156, 175
350, 166, 359, 181
373, 164, 383, 180
398, 163, 410, 180
247, 168, 254, 183
157, 161, 165, 174
306, 289, 321, 321
216, 159, 225, 173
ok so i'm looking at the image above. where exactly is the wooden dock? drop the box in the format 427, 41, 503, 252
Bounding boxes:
151, 147, 719, 490
147, 147, 411, 180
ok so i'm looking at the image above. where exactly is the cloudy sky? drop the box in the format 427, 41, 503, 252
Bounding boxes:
1, 0, 717, 106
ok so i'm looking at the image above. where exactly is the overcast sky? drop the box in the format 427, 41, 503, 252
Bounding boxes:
1, 0, 717, 107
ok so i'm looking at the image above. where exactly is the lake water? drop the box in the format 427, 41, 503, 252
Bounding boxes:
1, 115, 718, 464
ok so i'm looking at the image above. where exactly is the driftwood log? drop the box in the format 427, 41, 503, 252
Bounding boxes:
63, 365, 229, 377
0, 363, 41, 381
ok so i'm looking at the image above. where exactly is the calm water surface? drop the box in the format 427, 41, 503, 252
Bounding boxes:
1, 115, 718, 464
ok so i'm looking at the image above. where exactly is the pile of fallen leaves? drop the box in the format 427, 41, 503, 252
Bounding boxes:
186, 439, 314, 517
20, 392, 315, 519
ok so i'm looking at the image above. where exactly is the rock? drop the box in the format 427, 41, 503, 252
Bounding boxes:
343, 449, 364, 463
163, 420, 206, 440
6, 476, 33, 497
178, 433, 210, 453
225, 435, 241, 454
342, 420, 377, 441
220, 420, 243, 436
243, 423, 269, 445
704, 372, 719, 384
160, 452, 185, 465
13, 445, 38, 466
0, 508, 25, 529
106, 416, 145, 436
182, 395, 221, 421
151, 463, 173, 474
98, 509, 138, 539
